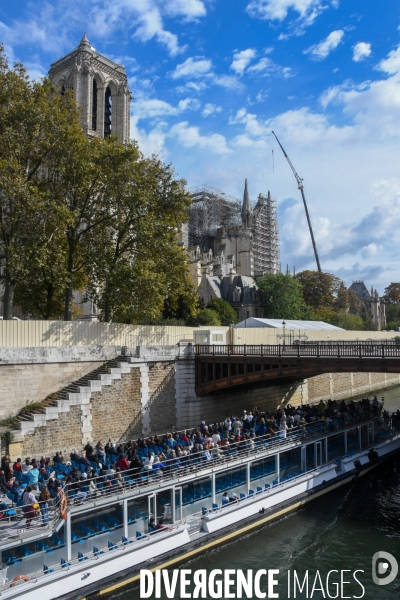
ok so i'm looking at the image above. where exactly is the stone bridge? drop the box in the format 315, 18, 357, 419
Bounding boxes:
195, 344, 400, 395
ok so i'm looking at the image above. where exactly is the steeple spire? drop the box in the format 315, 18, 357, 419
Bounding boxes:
79, 32, 90, 48
241, 178, 252, 228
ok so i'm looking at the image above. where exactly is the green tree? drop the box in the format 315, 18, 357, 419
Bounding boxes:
207, 298, 238, 325
362, 315, 378, 331
190, 308, 221, 326
295, 270, 342, 309
331, 312, 364, 330
0, 46, 82, 318
385, 303, 400, 330
257, 273, 305, 319
347, 289, 362, 315
334, 282, 349, 311
83, 153, 198, 323
384, 282, 400, 303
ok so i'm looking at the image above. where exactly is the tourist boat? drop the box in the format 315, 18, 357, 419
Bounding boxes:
0, 408, 399, 599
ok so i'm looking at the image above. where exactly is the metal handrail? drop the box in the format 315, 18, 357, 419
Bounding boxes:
1, 408, 392, 545
0, 493, 64, 545
0, 524, 181, 593
194, 343, 400, 358
48, 415, 391, 509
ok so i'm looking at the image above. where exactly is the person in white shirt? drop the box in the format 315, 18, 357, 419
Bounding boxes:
279, 420, 288, 439
22, 459, 33, 474
143, 453, 155, 470
212, 432, 221, 445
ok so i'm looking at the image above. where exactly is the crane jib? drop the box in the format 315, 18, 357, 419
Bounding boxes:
271, 131, 322, 273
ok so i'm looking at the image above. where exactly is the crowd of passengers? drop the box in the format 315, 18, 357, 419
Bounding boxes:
0, 396, 398, 526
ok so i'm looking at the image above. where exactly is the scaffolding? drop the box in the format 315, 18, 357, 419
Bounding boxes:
253, 192, 280, 276
188, 183, 280, 277
189, 184, 242, 251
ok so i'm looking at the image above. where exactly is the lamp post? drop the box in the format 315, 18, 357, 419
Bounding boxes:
282, 321, 286, 346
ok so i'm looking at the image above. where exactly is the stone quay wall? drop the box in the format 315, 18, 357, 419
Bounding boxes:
2, 344, 399, 459
0, 346, 117, 418
307, 372, 400, 403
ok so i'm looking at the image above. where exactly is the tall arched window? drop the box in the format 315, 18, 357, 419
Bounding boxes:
61, 84, 66, 96
92, 79, 98, 131
104, 86, 112, 136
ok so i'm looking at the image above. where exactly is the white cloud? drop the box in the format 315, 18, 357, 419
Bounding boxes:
171, 56, 213, 79
319, 47, 400, 137
169, 122, 232, 154
246, 0, 336, 26
361, 243, 382, 258
1, 0, 208, 59
305, 30, 344, 60
202, 103, 222, 117
176, 81, 209, 94
214, 74, 244, 90
248, 57, 293, 78
133, 98, 180, 119
353, 42, 371, 62
164, 0, 206, 19
230, 48, 257, 75
130, 116, 168, 157
177, 97, 201, 111
377, 46, 400, 76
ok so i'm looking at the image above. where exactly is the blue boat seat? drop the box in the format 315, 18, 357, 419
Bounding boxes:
18, 545, 33, 557
43, 564, 54, 574
78, 552, 88, 562
60, 557, 71, 568
201, 507, 208, 515
136, 531, 146, 540
240, 493, 246, 499
3, 551, 20, 564
92, 518, 108, 532
122, 535, 133, 545
257, 486, 263, 494
79, 524, 96, 537
265, 483, 270, 489
103, 514, 119, 528
93, 546, 104, 556
108, 541, 117, 550
36, 540, 50, 551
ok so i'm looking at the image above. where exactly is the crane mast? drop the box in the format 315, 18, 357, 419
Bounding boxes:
271, 131, 322, 273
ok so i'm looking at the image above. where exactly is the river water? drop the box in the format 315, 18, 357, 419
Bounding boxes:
108, 387, 400, 600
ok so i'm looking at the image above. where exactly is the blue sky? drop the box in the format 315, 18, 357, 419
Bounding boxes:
1, 1, 400, 293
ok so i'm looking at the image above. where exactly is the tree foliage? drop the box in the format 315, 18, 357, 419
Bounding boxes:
384, 282, 400, 304
257, 273, 306, 320
206, 298, 238, 325
0, 46, 81, 318
295, 270, 342, 309
190, 308, 222, 326
0, 46, 196, 322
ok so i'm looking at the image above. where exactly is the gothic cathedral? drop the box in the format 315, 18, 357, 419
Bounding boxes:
49, 33, 131, 144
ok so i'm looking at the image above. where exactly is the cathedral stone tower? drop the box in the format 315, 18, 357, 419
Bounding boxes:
49, 33, 131, 144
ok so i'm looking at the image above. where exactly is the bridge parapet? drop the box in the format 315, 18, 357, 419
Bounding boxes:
195, 344, 400, 359
195, 344, 400, 395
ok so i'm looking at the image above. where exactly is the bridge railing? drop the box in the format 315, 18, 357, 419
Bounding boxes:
194, 344, 400, 358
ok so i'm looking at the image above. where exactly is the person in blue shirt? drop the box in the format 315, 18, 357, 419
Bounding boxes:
29, 464, 40, 489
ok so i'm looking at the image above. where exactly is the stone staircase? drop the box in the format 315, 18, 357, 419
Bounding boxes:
13, 355, 139, 443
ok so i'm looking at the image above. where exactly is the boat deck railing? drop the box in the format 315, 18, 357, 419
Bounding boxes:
1, 413, 394, 547
0, 524, 182, 594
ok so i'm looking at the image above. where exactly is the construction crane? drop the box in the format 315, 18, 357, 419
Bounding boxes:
271, 131, 322, 273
